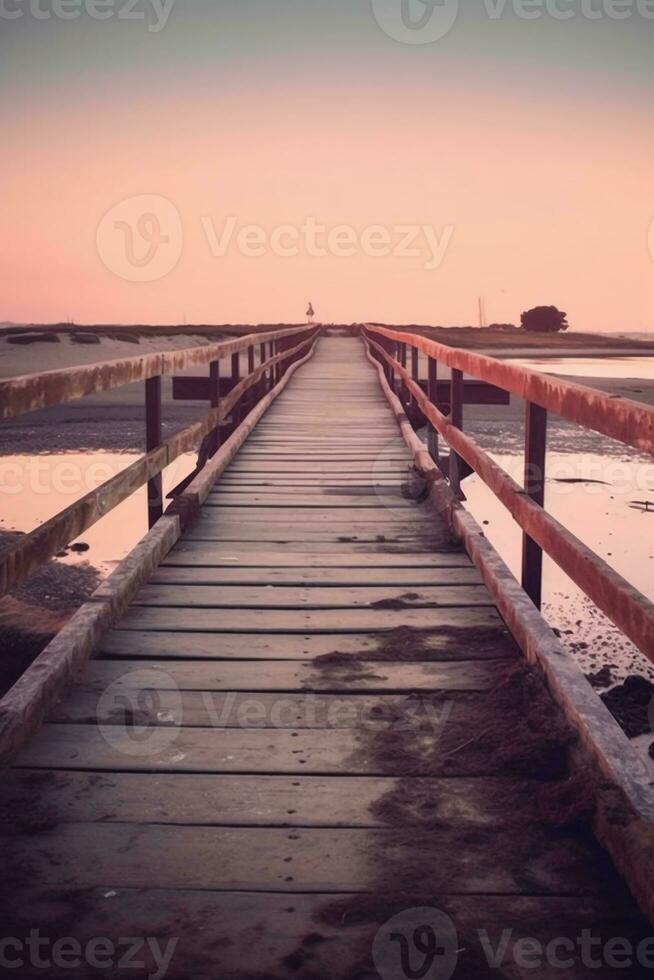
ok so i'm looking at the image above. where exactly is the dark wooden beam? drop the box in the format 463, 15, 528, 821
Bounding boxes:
522, 402, 548, 608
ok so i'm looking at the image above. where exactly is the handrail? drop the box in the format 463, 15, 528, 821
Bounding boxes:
0, 326, 320, 597
363, 325, 654, 664
0, 325, 309, 421
367, 324, 654, 455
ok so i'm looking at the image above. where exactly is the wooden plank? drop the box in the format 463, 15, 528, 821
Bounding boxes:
165, 540, 451, 554
206, 492, 425, 506
244, 435, 397, 441
99, 628, 514, 661
0, 888, 639, 980
150, 566, 483, 586
13, 722, 508, 776
116, 605, 503, 633
184, 519, 447, 540
79, 657, 501, 692
1, 770, 534, 827
132, 584, 492, 609
237, 449, 401, 456
226, 462, 411, 472
161, 547, 472, 567
0, 822, 611, 895
51, 689, 460, 728
215, 479, 409, 487
198, 506, 435, 523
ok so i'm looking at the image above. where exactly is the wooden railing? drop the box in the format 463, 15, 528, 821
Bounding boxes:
362, 324, 654, 663
0, 326, 319, 598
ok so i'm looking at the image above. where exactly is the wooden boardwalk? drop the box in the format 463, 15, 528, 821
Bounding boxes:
1, 337, 651, 978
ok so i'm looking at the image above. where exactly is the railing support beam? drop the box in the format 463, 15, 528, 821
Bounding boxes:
209, 359, 221, 457
145, 375, 163, 528
231, 352, 241, 428
522, 401, 548, 608
450, 368, 464, 497
427, 356, 439, 463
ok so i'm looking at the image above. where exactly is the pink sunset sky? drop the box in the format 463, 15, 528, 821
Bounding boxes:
2, 0, 653, 331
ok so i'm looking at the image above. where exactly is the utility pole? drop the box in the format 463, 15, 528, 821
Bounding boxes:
478, 296, 487, 328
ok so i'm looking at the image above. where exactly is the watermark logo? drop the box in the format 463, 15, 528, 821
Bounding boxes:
373, 908, 459, 980
96, 194, 183, 282
371, 0, 460, 43
97, 667, 182, 757
0, 0, 176, 32
371, 0, 654, 42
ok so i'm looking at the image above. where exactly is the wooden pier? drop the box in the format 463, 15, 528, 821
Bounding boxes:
1, 332, 654, 978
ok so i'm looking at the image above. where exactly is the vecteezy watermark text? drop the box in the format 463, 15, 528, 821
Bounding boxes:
0, 932, 177, 980
373, 907, 654, 979
0, 0, 175, 31
371, 0, 654, 45
95, 194, 455, 281
202, 216, 454, 271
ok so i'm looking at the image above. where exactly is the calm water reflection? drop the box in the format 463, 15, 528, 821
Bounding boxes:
0, 452, 196, 572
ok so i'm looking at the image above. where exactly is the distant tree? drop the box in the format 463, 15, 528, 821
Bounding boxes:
520, 306, 569, 333
488, 322, 517, 331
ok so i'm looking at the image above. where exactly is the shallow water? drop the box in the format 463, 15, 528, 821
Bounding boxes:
508, 355, 654, 379
0, 452, 196, 572
462, 449, 654, 763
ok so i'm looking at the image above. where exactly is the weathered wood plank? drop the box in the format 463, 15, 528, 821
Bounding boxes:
206, 493, 422, 506
198, 506, 436, 523
183, 519, 447, 542
150, 566, 483, 586
161, 547, 471, 567
79, 657, 502, 692
51, 689, 458, 728
1, 822, 611, 895
132, 584, 493, 609
116, 605, 503, 633
2, 888, 641, 980
1, 770, 534, 827
13, 722, 498, 775
99, 628, 515, 661
226, 462, 411, 472
166, 540, 448, 554
235, 449, 407, 456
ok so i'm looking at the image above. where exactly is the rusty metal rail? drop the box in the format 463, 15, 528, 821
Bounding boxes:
0, 327, 319, 597
363, 325, 654, 664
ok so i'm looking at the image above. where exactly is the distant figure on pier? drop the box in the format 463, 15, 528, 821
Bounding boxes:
306, 302, 315, 324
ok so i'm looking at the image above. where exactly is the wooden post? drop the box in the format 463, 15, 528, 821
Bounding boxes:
410, 346, 419, 408
388, 344, 396, 388
522, 401, 548, 608
399, 343, 408, 406
427, 356, 439, 462
449, 369, 464, 496
259, 343, 266, 395
209, 359, 220, 457
247, 345, 256, 413
145, 375, 163, 528
231, 352, 241, 428
275, 340, 282, 384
